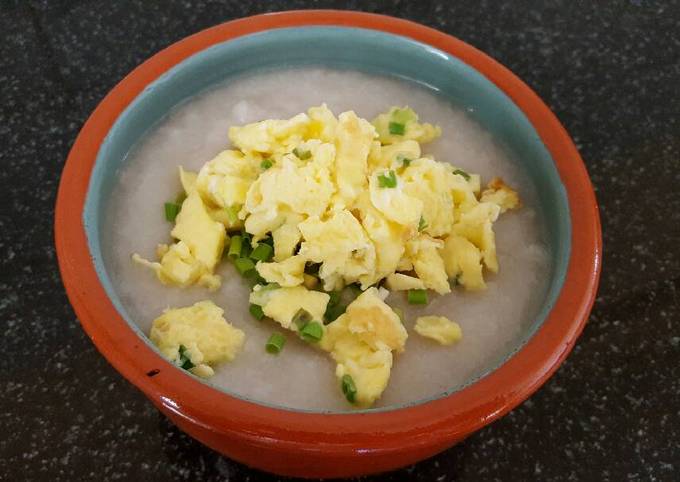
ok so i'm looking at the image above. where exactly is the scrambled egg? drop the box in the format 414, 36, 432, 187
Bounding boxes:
321, 288, 407, 407
133, 103, 522, 407
133, 190, 226, 290
150, 300, 245, 378
298, 210, 376, 291
414, 316, 462, 346
249, 285, 329, 331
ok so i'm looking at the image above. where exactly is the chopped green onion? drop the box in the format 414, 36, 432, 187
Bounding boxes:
418, 216, 428, 232
261, 236, 274, 246
250, 243, 273, 262
453, 168, 471, 181
328, 290, 341, 307
240, 233, 252, 257
299, 321, 323, 343
293, 147, 312, 160
225, 205, 240, 224
177, 345, 194, 370
341, 374, 357, 404
265, 332, 286, 354
249, 303, 264, 320
324, 303, 346, 323
292, 309, 313, 329
234, 257, 256, 276
164, 202, 181, 223
261, 158, 273, 169
348, 283, 363, 297
378, 170, 398, 188
175, 192, 187, 204
391, 107, 417, 124
396, 154, 412, 167
228, 235, 242, 258
388, 122, 405, 135
407, 289, 429, 305
393, 307, 405, 323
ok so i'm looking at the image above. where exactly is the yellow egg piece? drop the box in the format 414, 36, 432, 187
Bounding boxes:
368, 139, 421, 171
369, 168, 423, 228
244, 156, 335, 238
333, 111, 375, 208
171, 190, 226, 271
150, 300, 245, 377
255, 255, 306, 287
307, 103, 338, 143
133, 190, 226, 290
249, 285, 329, 330
371, 106, 441, 145
195, 150, 260, 211
321, 287, 407, 408
405, 234, 450, 294
441, 233, 486, 291
298, 210, 376, 291
355, 193, 408, 288
271, 222, 302, 262
384, 273, 426, 291
414, 315, 462, 346
401, 157, 455, 237
453, 202, 501, 273
480, 177, 521, 213
228, 113, 310, 154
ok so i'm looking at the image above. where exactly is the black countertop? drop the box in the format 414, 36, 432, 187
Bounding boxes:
2, 1, 679, 480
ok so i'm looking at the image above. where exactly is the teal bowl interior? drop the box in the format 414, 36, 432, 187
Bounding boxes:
84, 26, 570, 411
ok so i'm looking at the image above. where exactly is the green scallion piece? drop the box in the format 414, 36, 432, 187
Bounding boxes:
418, 216, 428, 232
261, 159, 273, 170
397, 154, 412, 167
388, 122, 405, 135
407, 289, 429, 305
328, 290, 341, 307
299, 321, 323, 343
250, 243, 273, 262
177, 344, 195, 370
453, 168, 471, 181
377, 170, 398, 188
292, 308, 313, 329
261, 235, 274, 246
348, 283, 363, 297
324, 302, 346, 323
164, 202, 181, 223
240, 232, 252, 257
293, 147, 312, 160
341, 374, 357, 404
225, 205, 240, 224
391, 107, 417, 124
249, 303, 264, 321
234, 257, 256, 276
228, 235, 242, 258
265, 332, 286, 354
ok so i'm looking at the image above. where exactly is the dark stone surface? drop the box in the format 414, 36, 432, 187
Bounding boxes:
1, 0, 679, 480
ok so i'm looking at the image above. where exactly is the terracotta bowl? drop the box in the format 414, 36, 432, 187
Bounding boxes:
55, 10, 601, 478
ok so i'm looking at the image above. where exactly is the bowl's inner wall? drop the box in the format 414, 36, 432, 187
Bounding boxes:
84, 27, 570, 411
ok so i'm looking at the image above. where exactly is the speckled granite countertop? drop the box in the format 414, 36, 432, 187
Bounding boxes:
1, 1, 679, 480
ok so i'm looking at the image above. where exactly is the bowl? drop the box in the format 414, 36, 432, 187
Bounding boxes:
55, 10, 601, 478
